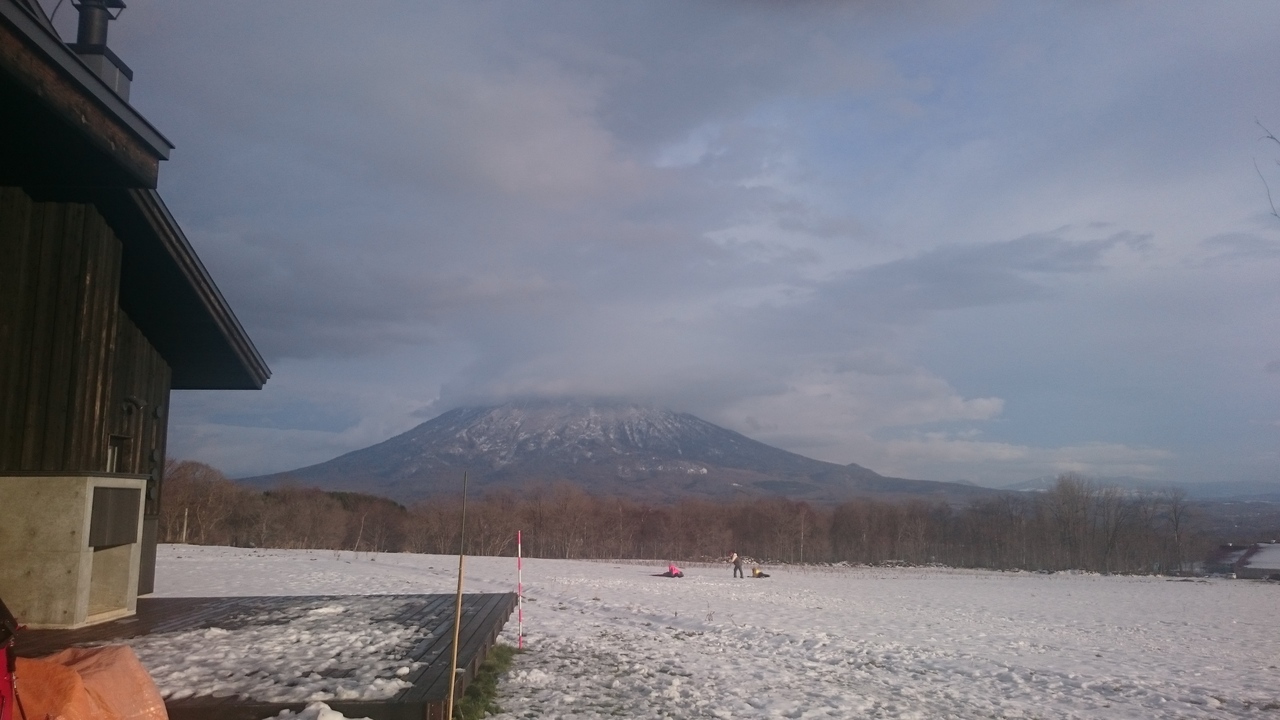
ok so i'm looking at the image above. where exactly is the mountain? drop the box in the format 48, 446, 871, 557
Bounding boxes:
999, 475, 1280, 502
1178, 481, 1280, 502
999, 475, 1174, 494
241, 399, 998, 505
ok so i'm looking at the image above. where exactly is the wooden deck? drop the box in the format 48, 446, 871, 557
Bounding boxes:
16, 593, 518, 720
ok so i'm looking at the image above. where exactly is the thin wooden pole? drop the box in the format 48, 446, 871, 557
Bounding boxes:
517, 530, 524, 649
446, 471, 469, 719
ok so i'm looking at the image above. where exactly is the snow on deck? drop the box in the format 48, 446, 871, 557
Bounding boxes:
129, 596, 420, 702
157, 546, 1280, 719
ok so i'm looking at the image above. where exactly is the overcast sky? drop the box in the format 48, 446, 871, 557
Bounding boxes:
50, 1, 1280, 486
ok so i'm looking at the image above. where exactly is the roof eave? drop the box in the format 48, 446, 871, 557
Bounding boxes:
124, 189, 271, 390
0, 0, 172, 186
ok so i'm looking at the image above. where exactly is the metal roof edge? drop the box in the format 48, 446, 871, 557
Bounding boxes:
130, 188, 271, 389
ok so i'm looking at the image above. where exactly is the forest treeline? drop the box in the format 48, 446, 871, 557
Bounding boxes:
160, 460, 1220, 574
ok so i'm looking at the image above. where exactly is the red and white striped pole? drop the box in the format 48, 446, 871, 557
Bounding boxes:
516, 530, 524, 649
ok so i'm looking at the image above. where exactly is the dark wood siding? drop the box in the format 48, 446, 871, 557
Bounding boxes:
0, 186, 35, 455
0, 186, 168, 483
110, 311, 171, 503
1, 187, 121, 472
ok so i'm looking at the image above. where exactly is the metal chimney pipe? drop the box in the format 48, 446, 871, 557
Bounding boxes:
75, 0, 112, 47
70, 0, 131, 100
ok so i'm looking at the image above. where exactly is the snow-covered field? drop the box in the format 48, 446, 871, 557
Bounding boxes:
154, 545, 1279, 719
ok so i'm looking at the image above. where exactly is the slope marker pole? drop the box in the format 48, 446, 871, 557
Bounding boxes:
446, 471, 469, 719
517, 530, 524, 649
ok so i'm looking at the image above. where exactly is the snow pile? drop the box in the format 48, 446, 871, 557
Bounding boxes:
263, 702, 370, 720
154, 546, 1280, 719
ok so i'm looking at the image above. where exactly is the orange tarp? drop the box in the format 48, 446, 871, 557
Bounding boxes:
17, 646, 166, 720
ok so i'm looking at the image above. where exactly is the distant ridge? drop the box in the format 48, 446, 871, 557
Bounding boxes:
241, 398, 998, 504
999, 475, 1280, 502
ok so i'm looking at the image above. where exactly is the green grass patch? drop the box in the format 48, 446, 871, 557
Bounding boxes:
454, 643, 520, 720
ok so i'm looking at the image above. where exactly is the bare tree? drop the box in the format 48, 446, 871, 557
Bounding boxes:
1094, 486, 1134, 573
159, 458, 1245, 576
1045, 474, 1096, 570
1163, 487, 1192, 574
1256, 120, 1280, 220
159, 460, 240, 544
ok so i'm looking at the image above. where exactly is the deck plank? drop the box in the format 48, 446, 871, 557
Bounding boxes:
15, 593, 516, 720
406, 594, 513, 719
412, 593, 515, 704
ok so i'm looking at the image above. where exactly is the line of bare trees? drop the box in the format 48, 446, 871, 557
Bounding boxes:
160, 460, 1224, 574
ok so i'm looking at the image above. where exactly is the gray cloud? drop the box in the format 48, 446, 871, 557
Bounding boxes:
67, 1, 1280, 486
1201, 233, 1280, 265
821, 230, 1148, 320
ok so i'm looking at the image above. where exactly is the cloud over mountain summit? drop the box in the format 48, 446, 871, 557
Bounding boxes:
70, 0, 1279, 489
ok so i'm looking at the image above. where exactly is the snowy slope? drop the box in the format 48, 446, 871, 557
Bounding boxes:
1243, 543, 1280, 572
154, 545, 1279, 719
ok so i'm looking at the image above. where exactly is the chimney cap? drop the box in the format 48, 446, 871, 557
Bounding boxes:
72, 0, 127, 8
69, 0, 132, 99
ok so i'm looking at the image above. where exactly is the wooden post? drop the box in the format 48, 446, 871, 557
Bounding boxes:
353, 512, 366, 554
517, 529, 524, 649
800, 511, 805, 564
446, 471, 469, 719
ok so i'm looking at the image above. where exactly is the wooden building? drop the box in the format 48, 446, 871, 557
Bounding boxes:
0, 0, 268, 628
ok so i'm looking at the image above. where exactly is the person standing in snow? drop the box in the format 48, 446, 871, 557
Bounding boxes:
730, 552, 744, 578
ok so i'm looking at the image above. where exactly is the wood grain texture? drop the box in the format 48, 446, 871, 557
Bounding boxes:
0, 190, 169, 475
